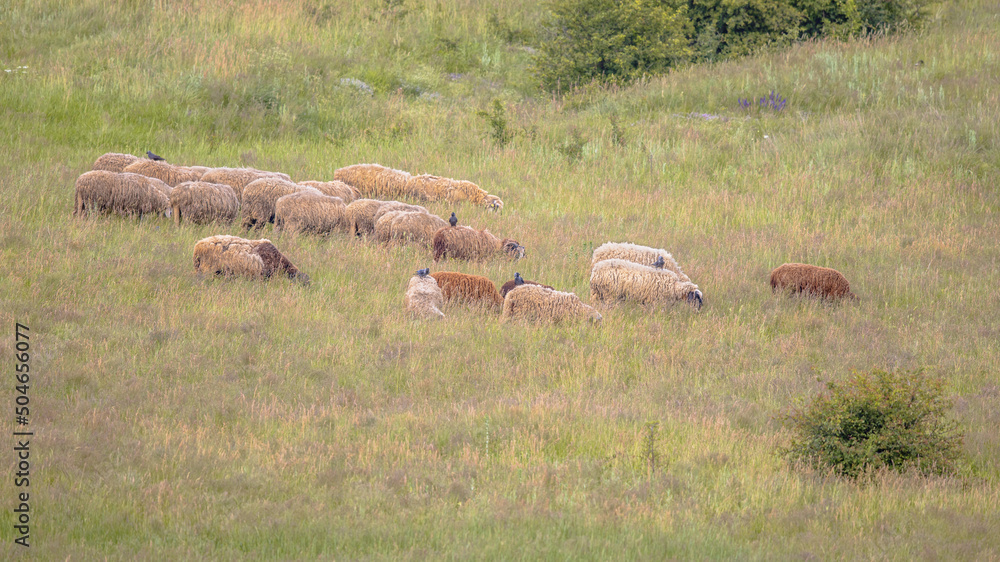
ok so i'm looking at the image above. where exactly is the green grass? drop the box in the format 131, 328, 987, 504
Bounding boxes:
1, 0, 998, 558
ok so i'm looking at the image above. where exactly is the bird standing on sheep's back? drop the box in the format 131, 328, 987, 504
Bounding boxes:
147, 151, 165, 161
514, 272, 524, 286
449, 212, 458, 227
653, 256, 665, 269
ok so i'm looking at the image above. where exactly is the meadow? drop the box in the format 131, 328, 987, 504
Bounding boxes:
1, 0, 998, 558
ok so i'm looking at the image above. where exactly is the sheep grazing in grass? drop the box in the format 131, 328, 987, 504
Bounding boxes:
404, 268, 445, 319
298, 180, 361, 203
188, 165, 211, 178
92, 152, 140, 173
169, 181, 240, 225
499, 273, 554, 298
193, 235, 309, 284
74, 170, 171, 219
590, 258, 703, 309
241, 178, 313, 230
373, 201, 429, 224
334, 163, 413, 200
406, 174, 504, 210
501, 284, 602, 323
122, 159, 202, 187
344, 198, 384, 236
430, 271, 504, 310
591, 242, 691, 282
274, 190, 348, 235
200, 167, 292, 201
432, 225, 524, 262
374, 210, 449, 247
770, 263, 858, 301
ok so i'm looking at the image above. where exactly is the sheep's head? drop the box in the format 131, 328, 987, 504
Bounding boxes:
293, 271, 311, 286
588, 308, 603, 323
502, 239, 525, 260
485, 195, 504, 211
687, 289, 703, 310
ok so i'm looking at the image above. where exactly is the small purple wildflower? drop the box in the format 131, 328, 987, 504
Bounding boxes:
738, 91, 787, 113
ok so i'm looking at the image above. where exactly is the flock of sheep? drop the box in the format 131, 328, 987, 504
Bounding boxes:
73, 151, 857, 323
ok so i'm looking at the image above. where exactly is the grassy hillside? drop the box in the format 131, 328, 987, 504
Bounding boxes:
1, 0, 998, 558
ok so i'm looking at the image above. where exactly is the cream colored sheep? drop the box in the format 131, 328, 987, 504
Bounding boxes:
298, 180, 360, 203
241, 178, 313, 230
274, 190, 348, 235
333, 163, 413, 199
591, 242, 691, 282
193, 235, 309, 284
74, 170, 170, 219
405, 174, 503, 209
590, 259, 703, 309
344, 198, 385, 236
403, 269, 445, 319
122, 159, 202, 187
92, 152, 140, 173
432, 225, 524, 261
169, 181, 240, 225
374, 210, 449, 247
501, 285, 602, 323
200, 167, 292, 201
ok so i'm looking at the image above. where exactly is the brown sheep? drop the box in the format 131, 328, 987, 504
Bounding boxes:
499, 273, 554, 297
241, 178, 312, 230
74, 170, 170, 219
122, 159, 202, 187
770, 263, 858, 301
92, 152, 140, 173
274, 190, 348, 235
193, 235, 309, 284
501, 285, 602, 323
169, 181, 240, 225
200, 167, 292, 201
429, 271, 504, 310
373, 210, 449, 247
298, 180, 361, 203
432, 225, 524, 262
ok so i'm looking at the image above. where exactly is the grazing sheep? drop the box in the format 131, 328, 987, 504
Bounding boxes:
274, 190, 348, 235
770, 263, 858, 301
404, 269, 445, 319
501, 284, 602, 323
429, 271, 504, 310
192, 235, 309, 284
499, 273, 554, 297
169, 181, 240, 225
200, 167, 292, 201
432, 225, 525, 262
406, 174, 504, 210
241, 178, 312, 230
590, 259, 703, 309
373, 201, 429, 224
591, 242, 691, 282
122, 159, 202, 187
74, 170, 170, 219
374, 210, 449, 247
298, 180, 361, 203
343, 198, 385, 236
333, 163, 413, 199
188, 165, 211, 178
92, 152, 140, 173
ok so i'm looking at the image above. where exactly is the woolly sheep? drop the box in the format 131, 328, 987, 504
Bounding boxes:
404, 270, 445, 319
298, 180, 360, 203
590, 259, 703, 309
200, 167, 292, 201
499, 275, 554, 298
591, 242, 691, 283
373, 201, 429, 223
169, 181, 240, 225
192, 235, 309, 284
188, 165, 211, 178
74, 170, 170, 219
333, 163, 413, 199
274, 190, 348, 235
770, 263, 858, 301
122, 159, 202, 187
501, 284, 602, 323
92, 152, 140, 173
241, 178, 313, 230
343, 198, 385, 236
406, 174, 504, 210
429, 271, 504, 310
374, 210, 449, 247
433, 225, 524, 262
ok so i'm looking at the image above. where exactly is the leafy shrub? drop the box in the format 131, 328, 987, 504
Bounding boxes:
686, 0, 805, 61
780, 369, 963, 478
477, 99, 515, 147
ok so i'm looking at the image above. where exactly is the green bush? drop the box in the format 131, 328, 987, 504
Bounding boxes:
780, 369, 963, 478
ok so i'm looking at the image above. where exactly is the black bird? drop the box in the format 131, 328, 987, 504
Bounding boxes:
147, 151, 165, 161
652, 256, 665, 269
416, 268, 430, 277
449, 212, 458, 227
514, 272, 524, 286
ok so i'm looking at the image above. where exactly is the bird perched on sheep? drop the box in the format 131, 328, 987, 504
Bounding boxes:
333, 163, 413, 200
122, 159, 202, 187
432, 226, 525, 262
591, 242, 691, 283
241, 178, 313, 230
374, 210, 449, 247
192, 235, 309, 284
169, 181, 240, 225
297, 180, 361, 203
499, 273, 554, 297
449, 212, 458, 227
429, 271, 504, 310
92, 152, 140, 173
501, 284, 602, 323
74, 170, 171, 219
404, 269, 445, 319
770, 263, 858, 301
406, 174, 504, 210
200, 167, 292, 201
147, 150, 165, 161
274, 190, 348, 235
590, 259, 703, 309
